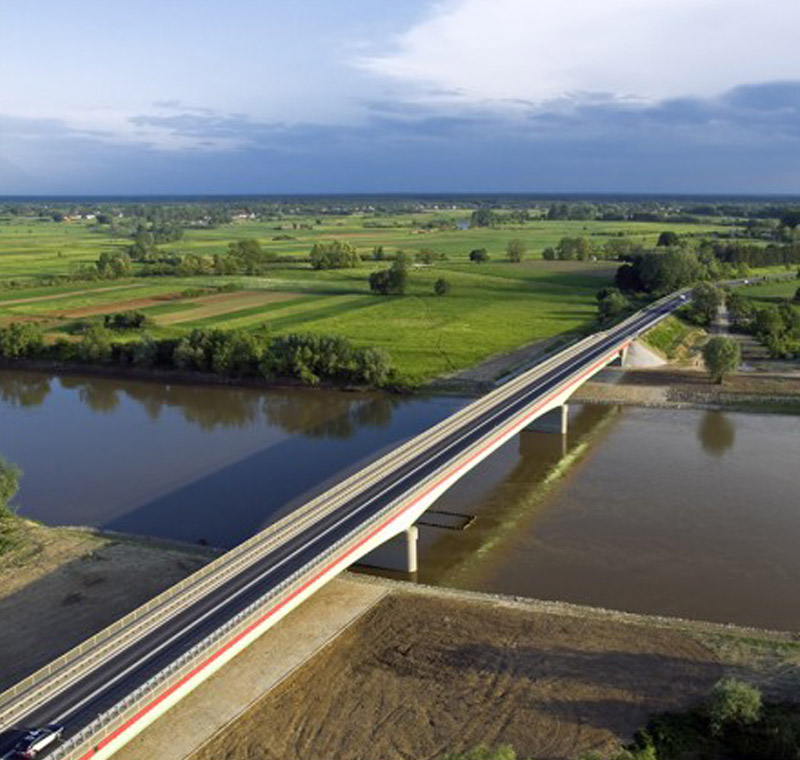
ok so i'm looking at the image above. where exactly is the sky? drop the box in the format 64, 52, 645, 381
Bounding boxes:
2, 0, 800, 195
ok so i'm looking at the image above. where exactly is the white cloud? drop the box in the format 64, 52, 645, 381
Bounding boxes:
359, 0, 800, 109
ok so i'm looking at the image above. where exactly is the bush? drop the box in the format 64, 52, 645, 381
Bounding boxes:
77, 324, 113, 364
104, 311, 152, 330
506, 238, 526, 262
709, 679, 762, 736
369, 259, 408, 295
310, 240, 360, 270
0, 322, 44, 359
442, 745, 515, 760
0, 455, 21, 554
434, 278, 451, 296
0, 455, 21, 515
469, 248, 489, 263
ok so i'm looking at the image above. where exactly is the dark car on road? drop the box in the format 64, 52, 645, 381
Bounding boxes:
13, 726, 64, 759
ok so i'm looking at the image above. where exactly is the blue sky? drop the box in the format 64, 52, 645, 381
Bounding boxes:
2, 0, 800, 195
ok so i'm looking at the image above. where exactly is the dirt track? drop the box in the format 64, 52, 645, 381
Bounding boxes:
191, 592, 725, 760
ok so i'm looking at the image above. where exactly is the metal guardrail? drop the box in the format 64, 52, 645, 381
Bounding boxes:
0, 293, 682, 751
0, 314, 618, 730
43, 308, 672, 760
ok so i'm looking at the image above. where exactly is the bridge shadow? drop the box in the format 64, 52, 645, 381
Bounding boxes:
103, 395, 458, 549
0, 545, 210, 692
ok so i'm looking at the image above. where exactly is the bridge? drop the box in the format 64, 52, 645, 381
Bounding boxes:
0, 292, 684, 760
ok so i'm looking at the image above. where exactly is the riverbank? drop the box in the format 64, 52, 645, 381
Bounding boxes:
573, 366, 800, 413
183, 576, 799, 760
0, 518, 216, 691
3, 520, 799, 760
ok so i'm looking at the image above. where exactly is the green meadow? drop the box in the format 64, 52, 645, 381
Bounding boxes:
0, 212, 739, 383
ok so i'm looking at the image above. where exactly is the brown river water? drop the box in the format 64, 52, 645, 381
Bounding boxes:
1, 369, 798, 630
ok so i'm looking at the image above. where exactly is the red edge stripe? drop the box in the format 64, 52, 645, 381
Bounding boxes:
79, 340, 630, 759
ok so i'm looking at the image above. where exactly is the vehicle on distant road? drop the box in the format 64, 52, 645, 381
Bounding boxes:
13, 726, 63, 759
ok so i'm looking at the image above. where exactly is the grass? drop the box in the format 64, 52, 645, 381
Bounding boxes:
0, 213, 758, 383
0, 214, 733, 282
735, 278, 800, 304
0, 261, 617, 383
642, 315, 704, 360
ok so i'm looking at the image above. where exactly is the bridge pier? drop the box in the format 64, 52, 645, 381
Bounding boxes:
526, 403, 568, 435
609, 345, 629, 367
405, 525, 419, 574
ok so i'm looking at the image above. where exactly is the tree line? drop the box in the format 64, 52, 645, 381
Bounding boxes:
0, 323, 395, 388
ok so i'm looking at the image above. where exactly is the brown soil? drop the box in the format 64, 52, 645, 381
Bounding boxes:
191, 593, 725, 760
59, 294, 185, 317
156, 290, 301, 324
0, 521, 212, 691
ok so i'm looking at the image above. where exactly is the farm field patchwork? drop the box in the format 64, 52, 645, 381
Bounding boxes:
0, 214, 733, 281
0, 261, 617, 382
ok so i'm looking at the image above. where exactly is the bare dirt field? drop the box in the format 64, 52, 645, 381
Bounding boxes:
191, 591, 733, 760
58, 293, 187, 317
0, 521, 213, 691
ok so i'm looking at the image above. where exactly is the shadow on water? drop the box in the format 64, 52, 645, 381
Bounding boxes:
0, 368, 464, 545
414, 404, 624, 588
697, 410, 736, 457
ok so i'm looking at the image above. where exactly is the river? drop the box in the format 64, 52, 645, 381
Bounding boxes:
2, 369, 798, 630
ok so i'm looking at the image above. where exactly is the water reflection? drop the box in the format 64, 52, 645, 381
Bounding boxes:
0, 367, 464, 547
0, 372, 51, 408
697, 411, 736, 457
0, 370, 399, 438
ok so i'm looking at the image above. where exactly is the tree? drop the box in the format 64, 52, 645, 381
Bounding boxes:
702, 336, 740, 384
77, 324, 113, 363
779, 208, 800, 230
470, 208, 500, 228
794, 286, 800, 303
228, 238, 276, 274
554, 236, 595, 261
0, 323, 43, 358
469, 248, 489, 263
709, 679, 762, 736
309, 240, 360, 270
506, 238, 525, 263
434, 277, 451, 296
657, 231, 681, 247
725, 292, 754, 330
355, 347, 392, 387
690, 282, 724, 325
369, 259, 408, 295
597, 288, 629, 320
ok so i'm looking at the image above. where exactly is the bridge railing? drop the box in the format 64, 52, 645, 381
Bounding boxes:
0, 324, 612, 730
0, 291, 679, 733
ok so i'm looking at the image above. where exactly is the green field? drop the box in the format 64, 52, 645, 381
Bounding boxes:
0, 213, 731, 280
0, 261, 616, 383
735, 278, 799, 304
0, 212, 752, 383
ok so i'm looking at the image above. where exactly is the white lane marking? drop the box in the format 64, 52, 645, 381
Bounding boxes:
52, 309, 663, 726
